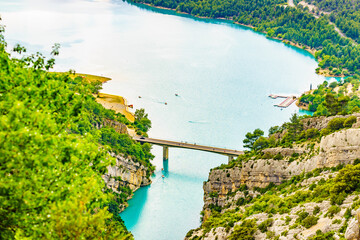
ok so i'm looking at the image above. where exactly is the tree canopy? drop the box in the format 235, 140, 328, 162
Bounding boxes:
0, 25, 153, 239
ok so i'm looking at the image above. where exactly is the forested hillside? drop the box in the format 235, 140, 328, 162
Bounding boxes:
130, 0, 360, 76
0, 26, 153, 239
300, 0, 360, 42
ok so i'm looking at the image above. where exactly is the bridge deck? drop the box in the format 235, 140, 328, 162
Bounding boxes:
133, 136, 243, 156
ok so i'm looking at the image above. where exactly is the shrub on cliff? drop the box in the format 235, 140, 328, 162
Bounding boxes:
301, 215, 319, 228
308, 230, 335, 240
344, 115, 357, 128
327, 117, 346, 131
228, 219, 257, 240
305, 128, 320, 139
331, 163, 360, 195
258, 218, 274, 233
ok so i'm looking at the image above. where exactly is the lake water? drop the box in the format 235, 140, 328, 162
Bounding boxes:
1, 0, 331, 239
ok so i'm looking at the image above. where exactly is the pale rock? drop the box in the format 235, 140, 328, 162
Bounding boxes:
103, 153, 151, 193
262, 147, 304, 157
345, 217, 360, 240
203, 227, 228, 240
204, 128, 360, 202
254, 231, 266, 240
194, 120, 360, 240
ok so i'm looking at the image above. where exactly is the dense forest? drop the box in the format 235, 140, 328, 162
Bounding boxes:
130, 0, 360, 76
301, 0, 360, 43
0, 26, 154, 238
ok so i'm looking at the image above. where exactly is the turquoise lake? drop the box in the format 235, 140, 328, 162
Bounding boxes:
1, 0, 334, 239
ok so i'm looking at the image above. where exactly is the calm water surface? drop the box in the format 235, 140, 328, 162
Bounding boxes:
1, 0, 331, 239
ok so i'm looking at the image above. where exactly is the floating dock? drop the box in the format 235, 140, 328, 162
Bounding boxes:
275, 96, 297, 108
268, 94, 288, 99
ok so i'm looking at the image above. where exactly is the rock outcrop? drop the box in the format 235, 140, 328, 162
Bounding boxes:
204, 128, 360, 209
345, 217, 360, 240
188, 115, 360, 240
301, 113, 360, 132
103, 153, 151, 192
102, 153, 152, 211
189, 172, 360, 240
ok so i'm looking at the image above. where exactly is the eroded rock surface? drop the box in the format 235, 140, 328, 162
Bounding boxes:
204, 128, 360, 208
103, 153, 151, 193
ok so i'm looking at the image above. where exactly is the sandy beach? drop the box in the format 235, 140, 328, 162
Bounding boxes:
96, 93, 137, 137
65, 72, 137, 136
96, 92, 135, 123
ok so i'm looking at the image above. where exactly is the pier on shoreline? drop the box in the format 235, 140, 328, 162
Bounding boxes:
269, 94, 297, 108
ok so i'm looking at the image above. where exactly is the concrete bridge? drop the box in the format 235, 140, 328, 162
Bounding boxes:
133, 136, 243, 162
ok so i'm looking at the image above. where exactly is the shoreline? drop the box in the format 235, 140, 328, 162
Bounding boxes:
132, 1, 345, 77
96, 92, 136, 136
68, 72, 137, 136
96, 92, 135, 123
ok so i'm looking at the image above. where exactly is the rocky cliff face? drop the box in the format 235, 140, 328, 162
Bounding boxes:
103, 153, 151, 192
102, 153, 152, 210
195, 126, 360, 240
189, 168, 360, 240
301, 113, 360, 132
203, 128, 360, 213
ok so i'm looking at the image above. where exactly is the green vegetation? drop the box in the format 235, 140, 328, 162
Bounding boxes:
131, 0, 360, 76
243, 128, 264, 151
302, 0, 360, 42
308, 230, 335, 240
197, 161, 360, 237
228, 219, 257, 240
299, 78, 360, 115
241, 113, 313, 155
258, 218, 274, 233
0, 27, 153, 238
134, 108, 152, 136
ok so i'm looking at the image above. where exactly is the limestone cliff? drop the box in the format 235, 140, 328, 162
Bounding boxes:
187, 120, 360, 240
102, 153, 152, 209
203, 128, 360, 213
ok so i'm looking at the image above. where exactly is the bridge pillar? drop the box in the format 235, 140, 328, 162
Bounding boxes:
228, 155, 233, 163
163, 146, 169, 161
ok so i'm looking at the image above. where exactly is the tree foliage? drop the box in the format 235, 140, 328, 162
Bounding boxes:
243, 128, 264, 151
0, 26, 153, 239
299, 77, 360, 116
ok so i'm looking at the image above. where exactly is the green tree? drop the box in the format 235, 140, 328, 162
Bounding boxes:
135, 108, 152, 134
243, 128, 264, 151
287, 113, 303, 141
253, 136, 270, 150
324, 93, 350, 115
